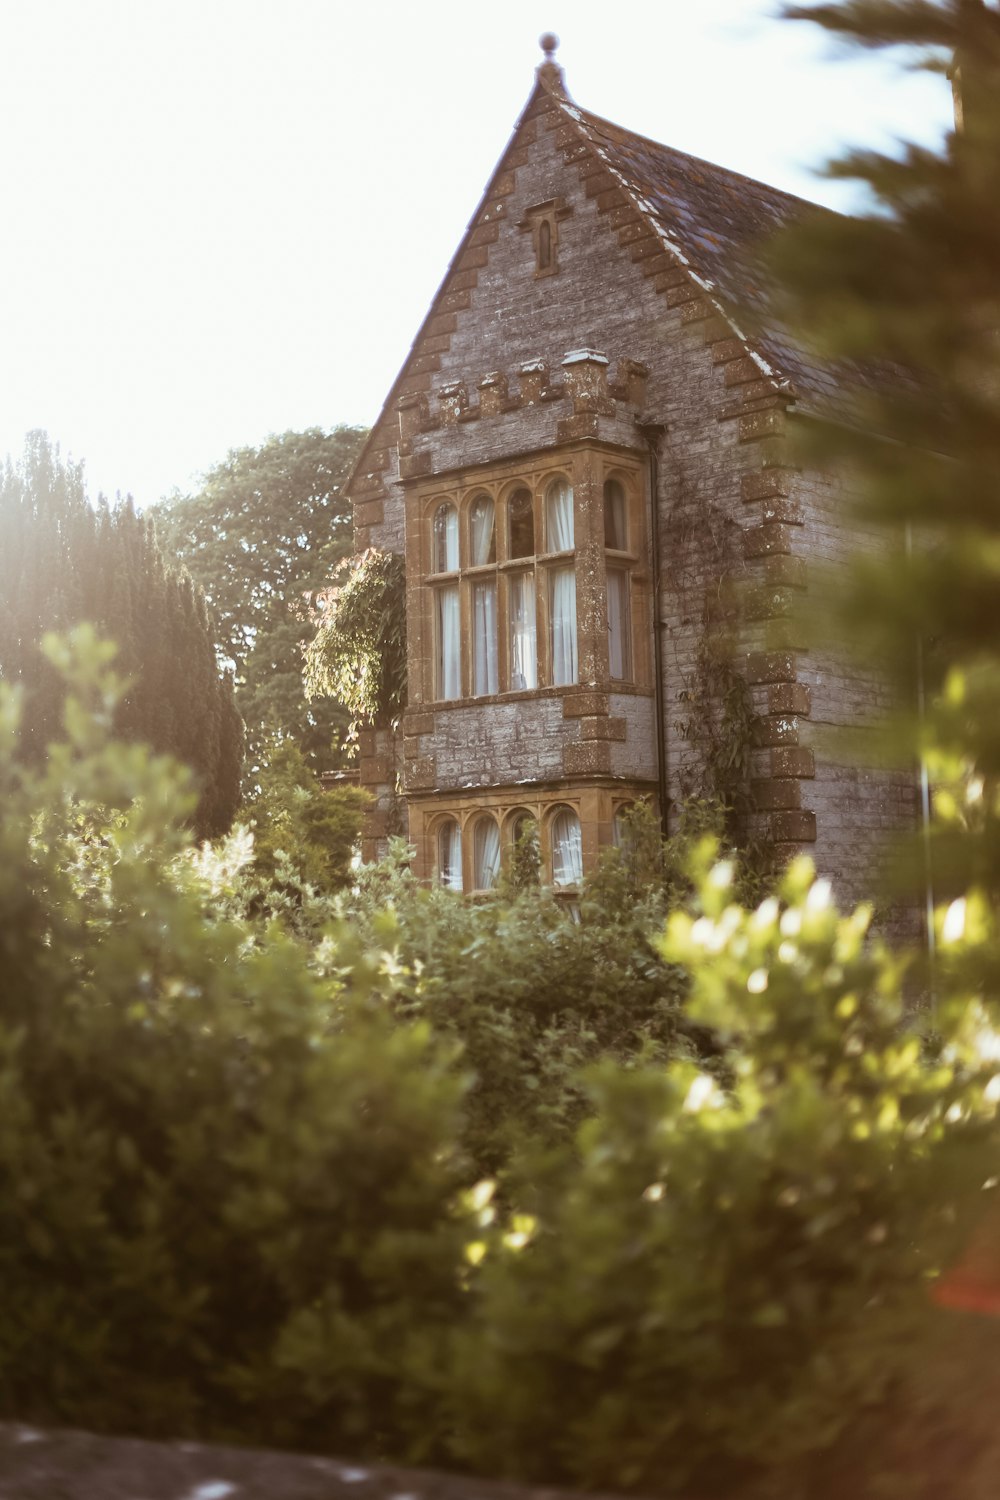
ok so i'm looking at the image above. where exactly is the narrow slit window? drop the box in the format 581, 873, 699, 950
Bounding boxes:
538, 219, 552, 270
604, 479, 628, 550
509, 573, 537, 690
545, 478, 574, 551
508, 488, 534, 559
473, 579, 498, 696
549, 566, 577, 686
551, 807, 583, 887
434, 503, 459, 572
607, 568, 632, 681
437, 819, 463, 892
436, 585, 461, 700
469, 494, 496, 566
473, 816, 502, 891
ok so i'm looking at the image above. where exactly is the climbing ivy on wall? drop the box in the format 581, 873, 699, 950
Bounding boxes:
304, 549, 407, 743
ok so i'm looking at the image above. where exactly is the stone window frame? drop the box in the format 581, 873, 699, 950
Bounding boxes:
423, 466, 582, 703
426, 796, 584, 893
603, 468, 640, 684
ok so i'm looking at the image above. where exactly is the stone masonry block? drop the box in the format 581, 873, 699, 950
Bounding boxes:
404, 758, 437, 792
354, 496, 387, 528
745, 651, 797, 684
579, 715, 628, 742
710, 337, 746, 364
771, 746, 815, 778
752, 716, 800, 748
762, 495, 804, 526
725, 356, 765, 386
666, 282, 701, 308
741, 466, 797, 502
743, 522, 794, 558
564, 741, 612, 776
762, 555, 808, 590
751, 778, 802, 811
403, 711, 435, 736
769, 810, 817, 843
739, 407, 786, 443
563, 692, 610, 718
767, 683, 811, 717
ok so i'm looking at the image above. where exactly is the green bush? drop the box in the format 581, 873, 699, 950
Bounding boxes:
448, 848, 1000, 1497
0, 628, 468, 1455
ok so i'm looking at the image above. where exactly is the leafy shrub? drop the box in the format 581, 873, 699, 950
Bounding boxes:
0, 628, 468, 1456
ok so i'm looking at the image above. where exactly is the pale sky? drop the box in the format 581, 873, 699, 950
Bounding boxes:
0, 0, 952, 508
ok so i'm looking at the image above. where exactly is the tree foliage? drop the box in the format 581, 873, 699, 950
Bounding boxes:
0, 432, 241, 837
305, 547, 407, 740
156, 427, 367, 775
771, 0, 1000, 908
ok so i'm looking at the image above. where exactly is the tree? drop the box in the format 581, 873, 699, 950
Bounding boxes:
769, 0, 1000, 908
156, 427, 367, 777
0, 432, 242, 837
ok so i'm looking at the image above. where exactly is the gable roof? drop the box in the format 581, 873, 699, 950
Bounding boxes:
346, 60, 862, 502
557, 98, 880, 429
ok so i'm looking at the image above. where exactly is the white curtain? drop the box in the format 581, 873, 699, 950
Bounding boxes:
604, 480, 627, 550
438, 820, 463, 891
434, 504, 458, 572
549, 567, 577, 685
509, 574, 537, 690
607, 568, 631, 680
545, 479, 574, 551
551, 808, 583, 887
473, 818, 501, 890
473, 580, 498, 695
436, 585, 460, 699
470, 496, 495, 566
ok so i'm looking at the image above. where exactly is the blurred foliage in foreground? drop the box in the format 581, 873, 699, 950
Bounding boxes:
1, 628, 998, 1500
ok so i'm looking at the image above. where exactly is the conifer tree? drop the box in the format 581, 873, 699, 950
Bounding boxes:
0, 432, 242, 836
771, 0, 1000, 905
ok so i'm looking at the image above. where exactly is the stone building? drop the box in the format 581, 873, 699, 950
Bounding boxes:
345, 36, 915, 904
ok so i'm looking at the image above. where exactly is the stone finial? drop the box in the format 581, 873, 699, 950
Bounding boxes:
536, 31, 566, 95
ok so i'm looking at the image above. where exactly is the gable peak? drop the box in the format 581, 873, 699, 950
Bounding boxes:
536, 31, 567, 97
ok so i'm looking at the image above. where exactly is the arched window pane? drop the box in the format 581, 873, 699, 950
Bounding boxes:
509, 573, 537, 690
508, 488, 534, 559
549, 566, 577, 686
551, 808, 583, 887
607, 568, 632, 681
434, 504, 458, 572
436, 585, 460, 699
470, 495, 496, 566
473, 580, 498, 695
545, 478, 574, 551
437, 820, 463, 892
473, 817, 501, 890
604, 479, 627, 550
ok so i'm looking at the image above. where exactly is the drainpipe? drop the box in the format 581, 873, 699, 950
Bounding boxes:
638, 420, 669, 839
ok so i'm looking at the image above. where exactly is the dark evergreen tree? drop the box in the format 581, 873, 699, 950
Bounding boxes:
0, 432, 242, 837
